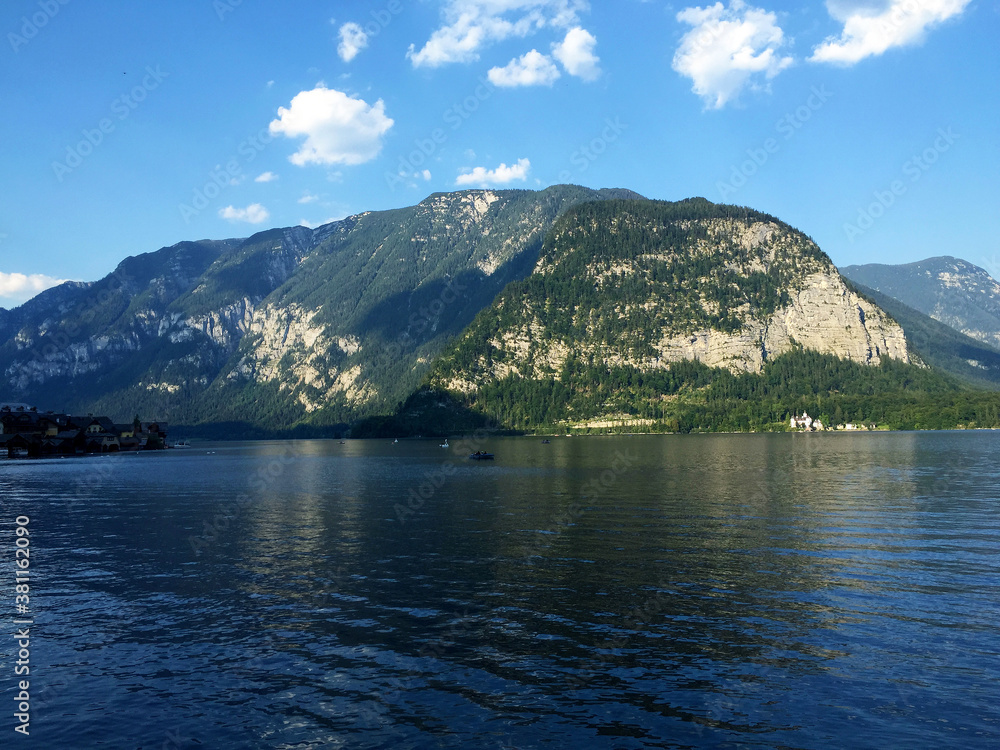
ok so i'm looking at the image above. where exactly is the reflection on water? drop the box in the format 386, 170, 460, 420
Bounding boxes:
2, 432, 999, 748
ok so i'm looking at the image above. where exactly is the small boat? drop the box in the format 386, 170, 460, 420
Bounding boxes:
393, 438, 398, 444
541, 439, 551, 444
172, 439, 191, 449
440, 439, 449, 448
468, 451, 494, 460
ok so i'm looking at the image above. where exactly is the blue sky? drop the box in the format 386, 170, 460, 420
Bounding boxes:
1, 0, 997, 308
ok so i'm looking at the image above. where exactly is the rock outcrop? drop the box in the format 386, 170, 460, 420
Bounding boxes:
655, 271, 909, 372
0, 185, 640, 428
435, 200, 912, 398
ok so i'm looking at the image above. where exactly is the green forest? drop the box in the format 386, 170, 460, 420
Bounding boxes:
358, 349, 1000, 437
10, 189, 1000, 439
350, 199, 1000, 438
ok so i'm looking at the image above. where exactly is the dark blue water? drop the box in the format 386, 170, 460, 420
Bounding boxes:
1, 432, 998, 748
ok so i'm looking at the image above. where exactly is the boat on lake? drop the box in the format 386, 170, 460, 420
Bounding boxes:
469, 451, 494, 460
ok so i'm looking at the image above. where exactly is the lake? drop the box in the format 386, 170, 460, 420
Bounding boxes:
1, 432, 998, 748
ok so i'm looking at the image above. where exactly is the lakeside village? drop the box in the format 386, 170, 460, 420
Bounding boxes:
0, 402, 880, 455
789, 412, 877, 432
0, 403, 168, 458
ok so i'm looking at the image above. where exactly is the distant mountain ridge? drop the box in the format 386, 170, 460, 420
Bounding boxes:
0, 185, 644, 431
841, 256, 1000, 349
14, 188, 996, 435
844, 279, 1000, 389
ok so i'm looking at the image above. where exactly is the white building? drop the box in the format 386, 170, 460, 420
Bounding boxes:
790, 412, 813, 430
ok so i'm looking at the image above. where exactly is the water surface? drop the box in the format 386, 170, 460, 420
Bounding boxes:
1, 432, 998, 748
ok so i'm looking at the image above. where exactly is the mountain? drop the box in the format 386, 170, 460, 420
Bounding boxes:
845, 280, 1000, 389
435, 198, 909, 382
16, 189, 997, 437
0, 185, 643, 432
404, 198, 928, 433
841, 256, 1000, 349
0, 280, 94, 340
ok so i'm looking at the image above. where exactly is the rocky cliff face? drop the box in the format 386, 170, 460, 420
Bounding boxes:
3, 190, 922, 432
654, 270, 908, 372
435, 200, 911, 398
224, 303, 373, 413
0, 185, 640, 428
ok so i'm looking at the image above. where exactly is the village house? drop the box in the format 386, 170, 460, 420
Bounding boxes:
790, 412, 812, 429
0, 404, 167, 458
790, 412, 825, 431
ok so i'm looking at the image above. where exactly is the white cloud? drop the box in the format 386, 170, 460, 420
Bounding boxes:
255, 171, 278, 183
456, 158, 531, 186
269, 85, 394, 167
219, 204, 271, 224
421, 169, 432, 181
407, 0, 588, 68
810, 0, 972, 65
552, 26, 600, 80
338, 21, 369, 62
672, 0, 794, 109
298, 193, 319, 204
488, 49, 561, 87
0, 272, 69, 305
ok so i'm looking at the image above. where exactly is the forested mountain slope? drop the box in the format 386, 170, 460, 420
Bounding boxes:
0, 186, 641, 431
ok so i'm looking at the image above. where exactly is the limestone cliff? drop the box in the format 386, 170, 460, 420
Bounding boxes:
0, 185, 639, 428
654, 271, 909, 372
434, 199, 911, 398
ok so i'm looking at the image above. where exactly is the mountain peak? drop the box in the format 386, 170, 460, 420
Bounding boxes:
842, 256, 1000, 350
434, 199, 907, 398
0, 186, 644, 429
